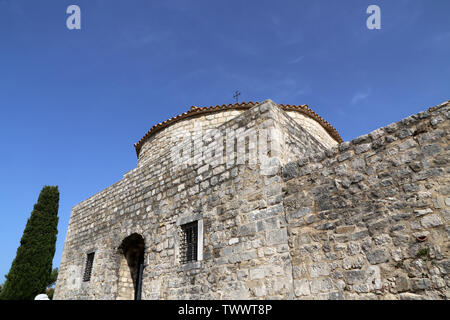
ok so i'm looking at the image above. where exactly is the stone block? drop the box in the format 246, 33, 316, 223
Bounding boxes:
344, 270, 365, 285
365, 249, 389, 265
309, 263, 330, 278
421, 214, 443, 228
336, 225, 356, 234
294, 279, 310, 297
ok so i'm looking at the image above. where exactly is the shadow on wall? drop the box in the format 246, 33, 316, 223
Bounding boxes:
117, 233, 145, 300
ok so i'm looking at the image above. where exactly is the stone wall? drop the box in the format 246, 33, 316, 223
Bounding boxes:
55, 100, 328, 300
137, 105, 338, 166
137, 109, 242, 165
282, 101, 450, 299
274, 106, 337, 163
54, 99, 449, 300
284, 110, 338, 150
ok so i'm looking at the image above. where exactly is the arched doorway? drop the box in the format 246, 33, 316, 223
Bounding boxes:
117, 233, 145, 300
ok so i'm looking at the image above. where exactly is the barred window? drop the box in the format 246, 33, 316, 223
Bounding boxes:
180, 221, 198, 264
83, 252, 95, 282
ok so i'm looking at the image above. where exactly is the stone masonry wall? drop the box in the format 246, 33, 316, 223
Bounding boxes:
55, 100, 324, 300
282, 101, 450, 299
54, 99, 449, 300
284, 110, 338, 150
137, 109, 242, 165
137, 106, 338, 166
274, 106, 338, 164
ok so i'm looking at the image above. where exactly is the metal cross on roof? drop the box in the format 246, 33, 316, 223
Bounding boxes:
233, 90, 241, 103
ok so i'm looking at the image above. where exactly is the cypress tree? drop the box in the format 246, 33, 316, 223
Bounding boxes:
0, 186, 59, 300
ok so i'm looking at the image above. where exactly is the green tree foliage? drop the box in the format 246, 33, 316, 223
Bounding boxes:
0, 186, 59, 300
45, 288, 55, 300
47, 268, 58, 288
43, 268, 58, 300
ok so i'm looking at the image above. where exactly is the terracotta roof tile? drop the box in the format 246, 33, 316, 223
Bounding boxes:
134, 101, 343, 157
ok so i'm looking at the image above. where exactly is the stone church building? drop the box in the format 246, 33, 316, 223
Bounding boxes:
54, 99, 449, 300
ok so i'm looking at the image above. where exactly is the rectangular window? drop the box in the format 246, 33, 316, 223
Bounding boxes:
180, 221, 198, 264
83, 252, 95, 282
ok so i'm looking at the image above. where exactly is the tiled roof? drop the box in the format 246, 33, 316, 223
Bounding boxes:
134, 101, 343, 157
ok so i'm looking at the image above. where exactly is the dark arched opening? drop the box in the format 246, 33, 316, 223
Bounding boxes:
117, 233, 145, 300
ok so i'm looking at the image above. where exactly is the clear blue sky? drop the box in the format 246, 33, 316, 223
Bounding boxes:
1, 0, 449, 283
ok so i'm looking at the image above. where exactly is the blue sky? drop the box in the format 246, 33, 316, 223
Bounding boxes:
0, 0, 449, 283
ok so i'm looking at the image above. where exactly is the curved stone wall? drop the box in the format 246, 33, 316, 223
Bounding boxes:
137, 103, 339, 166
137, 109, 242, 166
285, 111, 339, 149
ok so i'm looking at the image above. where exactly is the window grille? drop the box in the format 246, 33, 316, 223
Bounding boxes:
83, 252, 95, 282
180, 221, 198, 264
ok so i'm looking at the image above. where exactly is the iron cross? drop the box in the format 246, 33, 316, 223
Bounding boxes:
233, 90, 241, 103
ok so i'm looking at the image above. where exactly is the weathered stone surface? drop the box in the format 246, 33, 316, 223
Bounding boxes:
249, 268, 265, 280
414, 208, 433, 217
293, 279, 310, 297
336, 225, 356, 234
310, 278, 334, 294
399, 293, 425, 300
421, 214, 443, 228
54, 100, 450, 300
282, 161, 298, 181
395, 276, 410, 293
344, 270, 365, 285
411, 278, 432, 291
309, 263, 330, 278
